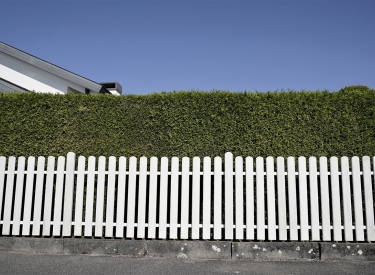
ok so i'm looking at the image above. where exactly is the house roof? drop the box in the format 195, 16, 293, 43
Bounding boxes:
0, 41, 109, 94
0, 77, 28, 93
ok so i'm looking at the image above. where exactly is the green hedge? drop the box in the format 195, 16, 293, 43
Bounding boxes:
1, 87, 375, 158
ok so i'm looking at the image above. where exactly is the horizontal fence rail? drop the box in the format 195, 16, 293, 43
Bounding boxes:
0, 152, 374, 241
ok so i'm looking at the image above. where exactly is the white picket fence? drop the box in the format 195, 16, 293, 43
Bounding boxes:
0, 152, 374, 241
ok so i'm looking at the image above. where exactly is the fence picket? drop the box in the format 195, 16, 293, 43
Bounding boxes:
94, 156, 106, 237
0, 157, 6, 229
74, 156, 86, 237
180, 157, 190, 239
169, 157, 179, 239
225, 152, 234, 240
341, 157, 353, 241
136, 157, 147, 238
298, 157, 309, 241
276, 157, 287, 241
84, 156, 96, 237
105, 156, 116, 237
159, 157, 169, 239
367, 157, 375, 241
245, 157, 254, 240
3, 157, 16, 235
43, 156, 55, 236
213, 156, 222, 240
22, 156, 36, 236
256, 157, 265, 240
12, 157, 26, 235
52, 156, 65, 236
192, 157, 201, 239
352, 157, 364, 241
287, 157, 298, 241
309, 157, 320, 241
148, 157, 158, 239
266, 157, 276, 240
62, 152, 76, 236
235, 156, 244, 240
126, 156, 137, 238
330, 157, 342, 241
115, 157, 127, 238
203, 157, 212, 240
320, 157, 331, 241
32, 156, 46, 235
362, 156, 375, 241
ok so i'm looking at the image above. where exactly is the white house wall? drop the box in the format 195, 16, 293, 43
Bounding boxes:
0, 52, 86, 94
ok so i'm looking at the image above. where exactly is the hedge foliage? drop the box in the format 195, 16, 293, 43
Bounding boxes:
1, 87, 375, 158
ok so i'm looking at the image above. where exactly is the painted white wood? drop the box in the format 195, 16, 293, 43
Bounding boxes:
192, 157, 201, 239
0, 51, 86, 94
74, 156, 86, 237
159, 157, 169, 239
225, 152, 234, 240
276, 157, 287, 241
95, 156, 106, 237
12, 156, 26, 235
105, 156, 117, 237
126, 157, 137, 238
341, 157, 353, 241
137, 157, 148, 238
319, 157, 331, 241
368, 157, 375, 241
213, 156, 223, 240
169, 157, 179, 239
352, 156, 364, 241
62, 152, 76, 236
330, 157, 342, 241
2, 157, 16, 235
6, 152, 375, 241
256, 156, 265, 240
362, 156, 375, 241
22, 156, 36, 236
245, 156, 254, 240
53, 156, 65, 236
298, 157, 309, 241
84, 156, 96, 237
0, 157, 6, 227
32, 156, 46, 235
203, 157, 212, 240
309, 157, 320, 241
266, 156, 276, 240
235, 156, 244, 240
147, 157, 158, 239
287, 157, 298, 241
180, 157, 190, 239
116, 157, 127, 238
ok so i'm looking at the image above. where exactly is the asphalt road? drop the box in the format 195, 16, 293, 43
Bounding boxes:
1, 251, 375, 275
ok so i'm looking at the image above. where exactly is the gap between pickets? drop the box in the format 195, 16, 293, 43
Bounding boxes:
0, 221, 366, 230
5, 171, 373, 176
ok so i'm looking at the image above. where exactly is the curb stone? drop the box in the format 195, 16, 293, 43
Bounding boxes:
0, 237, 63, 254
320, 243, 375, 261
232, 242, 319, 261
1, 237, 375, 261
146, 240, 231, 259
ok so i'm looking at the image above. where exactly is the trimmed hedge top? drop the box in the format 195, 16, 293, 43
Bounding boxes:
1, 87, 375, 158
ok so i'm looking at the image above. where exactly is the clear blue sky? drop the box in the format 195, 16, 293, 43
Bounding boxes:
1, 0, 374, 95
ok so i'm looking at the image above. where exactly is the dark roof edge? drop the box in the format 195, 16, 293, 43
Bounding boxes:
0, 77, 29, 92
99, 86, 111, 94
0, 41, 106, 93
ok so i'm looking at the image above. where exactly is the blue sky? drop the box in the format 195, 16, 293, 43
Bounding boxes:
1, 0, 374, 95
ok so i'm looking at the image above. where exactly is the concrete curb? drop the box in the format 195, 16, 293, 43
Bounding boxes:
232, 242, 319, 261
0, 237, 375, 261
